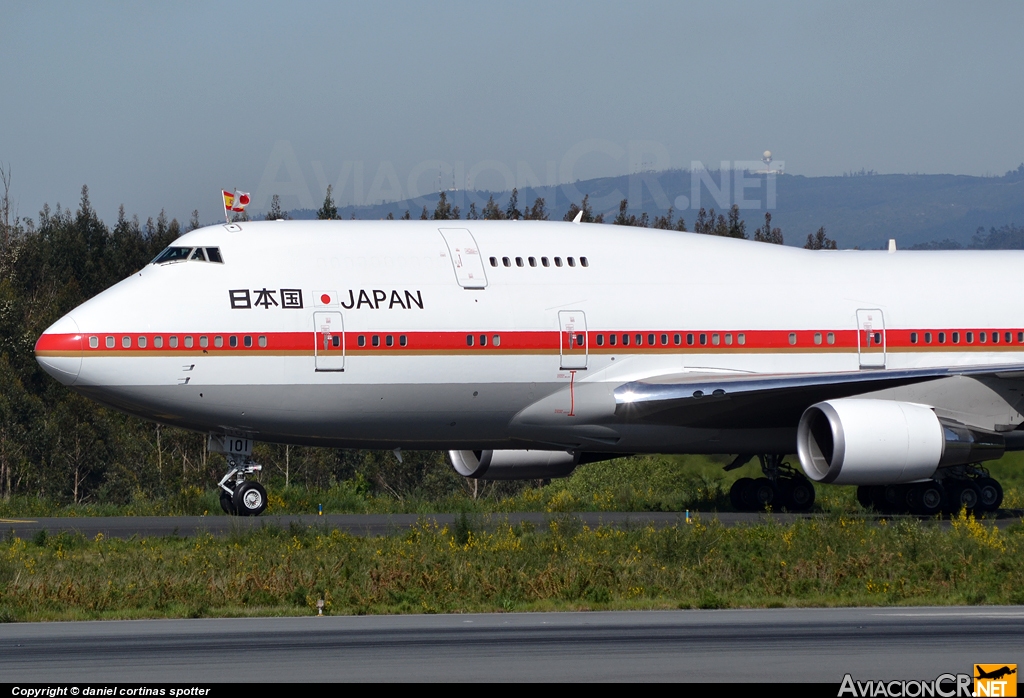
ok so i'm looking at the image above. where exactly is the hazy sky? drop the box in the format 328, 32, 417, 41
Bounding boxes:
2, 1, 1023, 224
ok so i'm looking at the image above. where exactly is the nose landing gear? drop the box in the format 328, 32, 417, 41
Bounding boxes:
218, 456, 267, 517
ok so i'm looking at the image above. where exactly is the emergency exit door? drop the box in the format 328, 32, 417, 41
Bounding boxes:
314, 311, 345, 371
856, 309, 885, 369
558, 310, 588, 369
438, 228, 488, 289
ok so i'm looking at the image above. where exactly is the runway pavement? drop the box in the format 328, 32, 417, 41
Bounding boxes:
0, 510, 1016, 539
0, 607, 1020, 682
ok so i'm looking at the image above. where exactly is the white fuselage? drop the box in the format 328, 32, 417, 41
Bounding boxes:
35, 220, 1024, 454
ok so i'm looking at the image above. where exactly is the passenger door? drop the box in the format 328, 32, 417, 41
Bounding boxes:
856, 309, 885, 369
438, 228, 488, 289
314, 311, 345, 371
558, 310, 588, 370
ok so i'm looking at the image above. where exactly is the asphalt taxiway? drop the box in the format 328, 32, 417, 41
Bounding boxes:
0, 607, 1019, 682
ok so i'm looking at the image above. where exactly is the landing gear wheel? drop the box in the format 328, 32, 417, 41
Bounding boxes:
976, 477, 1003, 513
232, 481, 267, 517
875, 485, 908, 514
730, 478, 754, 511
945, 480, 980, 515
856, 485, 875, 511
786, 477, 815, 512
908, 481, 944, 516
219, 490, 236, 515
751, 478, 777, 510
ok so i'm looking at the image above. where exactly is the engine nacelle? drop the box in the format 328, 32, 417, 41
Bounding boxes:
797, 398, 1004, 485
449, 449, 580, 480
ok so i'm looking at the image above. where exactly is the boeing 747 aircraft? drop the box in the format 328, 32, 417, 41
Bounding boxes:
34, 219, 1024, 516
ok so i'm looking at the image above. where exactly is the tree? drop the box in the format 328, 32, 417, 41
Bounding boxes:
804, 226, 837, 250
505, 188, 522, 220
401, 210, 411, 220
754, 212, 784, 245
188, 209, 200, 231
653, 207, 686, 231
726, 205, 747, 239
419, 206, 429, 220
482, 195, 505, 220
265, 194, 290, 221
385, 212, 394, 220
466, 202, 479, 220
612, 199, 649, 227
563, 195, 604, 223
432, 191, 460, 220
524, 197, 549, 221
317, 185, 338, 220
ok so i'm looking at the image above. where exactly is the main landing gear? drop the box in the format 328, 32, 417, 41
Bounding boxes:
219, 456, 267, 517
856, 465, 1004, 517
728, 454, 816, 513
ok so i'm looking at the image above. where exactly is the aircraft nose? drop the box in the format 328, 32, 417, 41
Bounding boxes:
35, 314, 83, 385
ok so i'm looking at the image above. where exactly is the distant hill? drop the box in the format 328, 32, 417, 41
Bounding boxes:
286, 165, 1024, 250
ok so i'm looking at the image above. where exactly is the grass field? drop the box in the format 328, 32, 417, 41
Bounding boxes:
0, 510, 1020, 622
2, 452, 1023, 518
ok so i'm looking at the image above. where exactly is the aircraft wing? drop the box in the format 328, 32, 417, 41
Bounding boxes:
613, 363, 1024, 429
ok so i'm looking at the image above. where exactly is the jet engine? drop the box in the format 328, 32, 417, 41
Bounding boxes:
449, 449, 580, 480
797, 398, 1004, 485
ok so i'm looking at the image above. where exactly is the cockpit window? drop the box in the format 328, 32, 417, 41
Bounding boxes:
152, 247, 193, 264
151, 246, 224, 265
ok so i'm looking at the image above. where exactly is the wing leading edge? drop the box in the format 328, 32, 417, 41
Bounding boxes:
613, 364, 1024, 430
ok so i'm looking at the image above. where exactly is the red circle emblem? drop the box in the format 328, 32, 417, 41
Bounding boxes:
320, 294, 331, 304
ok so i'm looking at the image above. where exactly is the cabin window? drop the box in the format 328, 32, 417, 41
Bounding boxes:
89, 336, 99, 349
952, 332, 960, 344
596, 334, 604, 347
371, 335, 380, 347
911, 332, 918, 344
332, 336, 340, 348
576, 333, 585, 347
515, 257, 524, 267
648, 333, 655, 346
660, 334, 668, 345
826, 332, 834, 345
924, 332, 932, 343
230, 336, 238, 348
966, 332, 973, 343
712, 333, 721, 346
502, 257, 511, 267
814, 332, 822, 345
992, 332, 1000, 344
699, 333, 707, 346
244, 335, 252, 348
635, 334, 642, 346
609, 334, 617, 346
466, 334, 474, 347
674, 334, 681, 345
479, 335, 487, 347
154, 336, 163, 348
492, 335, 500, 347
739, 333, 747, 345
400, 335, 407, 347
122, 336, 131, 348
980, 332, 987, 343
938, 332, 945, 344
199, 336, 209, 348
214, 336, 223, 348
580, 257, 589, 267
1018, 332, 1023, 343
358, 336, 365, 347
788, 333, 797, 345
138, 336, 147, 348
489, 257, 497, 267
541, 257, 550, 267
259, 335, 267, 348
1005, 332, 1012, 343
205, 247, 223, 263
567, 257, 576, 267
554, 257, 563, 267
169, 336, 178, 348
386, 335, 394, 347
184, 336, 193, 348
622, 334, 629, 346
687, 333, 694, 346
528, 257, 537, 267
